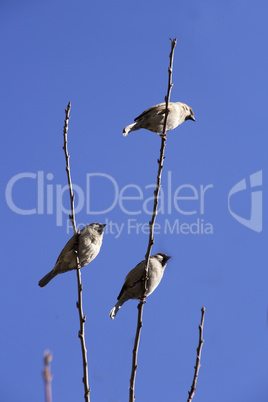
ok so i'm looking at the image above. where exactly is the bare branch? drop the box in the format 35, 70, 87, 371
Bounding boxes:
63, 101, 77, 233
129, 38, 177, 402
43, 350, 53, 402
62, 102, 90, 402
187, 307, 206, 402
143, 38, 177, 288
129, 300, 145, 402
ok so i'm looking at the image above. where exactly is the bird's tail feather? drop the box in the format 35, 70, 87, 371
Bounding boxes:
38, 270, 56, 287
122, 123, 136, 136
109, 301, 123, 319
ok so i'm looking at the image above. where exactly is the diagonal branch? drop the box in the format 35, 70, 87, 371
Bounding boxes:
187, 307, 206, 402
129, 38, 177, 402
144, 38, 177, 287
62, 101, 90, 402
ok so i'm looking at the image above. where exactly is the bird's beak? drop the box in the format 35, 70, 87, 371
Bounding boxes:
163, 255, 171, 266
186, 115, 195, 122
102, 224, 107, 228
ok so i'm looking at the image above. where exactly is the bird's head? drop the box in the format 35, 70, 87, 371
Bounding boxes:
183, 104, 195, 122
89, 223, 106, 234
153, 253, 171, 266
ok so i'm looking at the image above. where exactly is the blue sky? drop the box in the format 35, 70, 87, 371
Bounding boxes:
1, 1, 267, 401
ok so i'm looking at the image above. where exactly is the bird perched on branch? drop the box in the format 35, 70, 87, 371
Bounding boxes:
123, 102, 195, 137
109, 253, 171, 319
38, 223, 106, 287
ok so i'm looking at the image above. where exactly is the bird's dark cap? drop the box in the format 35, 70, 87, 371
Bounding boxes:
156, 253, 171, 264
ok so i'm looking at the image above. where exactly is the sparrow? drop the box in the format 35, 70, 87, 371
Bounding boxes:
109, 253, 171, 319
38, 223, 106, 287
123, 102, 195, 137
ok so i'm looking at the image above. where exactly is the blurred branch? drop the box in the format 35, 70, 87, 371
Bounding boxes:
187, 307, 206, 402
43, 350, 53, 402
129, 38, 177, 402
62, 102, 90, 402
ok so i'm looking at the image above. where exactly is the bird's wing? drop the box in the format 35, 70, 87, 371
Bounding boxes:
117, 283, 127, 300
54, 233, 78, 265
134, 103, 166, 121
125, 261, 145, 284
117, 260, 145, 300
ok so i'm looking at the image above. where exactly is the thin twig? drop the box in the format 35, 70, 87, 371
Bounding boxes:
129, 38, 177, 402
187, 307, 206, 402
43, 350, 53, 402
63, 101, 77, 233
129, 300, 144, 401
62, 101, 90, 402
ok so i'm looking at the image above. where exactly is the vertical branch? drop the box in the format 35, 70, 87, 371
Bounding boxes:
129, 38, 177, 402
187, 307, 206, 402
62, 102, 90, 402
43, 350, 53, 402
63, 101, 77, 234
76, 267, 90, 401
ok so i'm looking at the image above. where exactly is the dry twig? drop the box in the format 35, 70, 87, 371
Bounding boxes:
62, 101, 90, 402
187, 307, 206, 402
129, 38, 177, 402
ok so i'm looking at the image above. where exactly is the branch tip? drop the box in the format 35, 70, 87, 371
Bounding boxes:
187, 307, 206, 402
